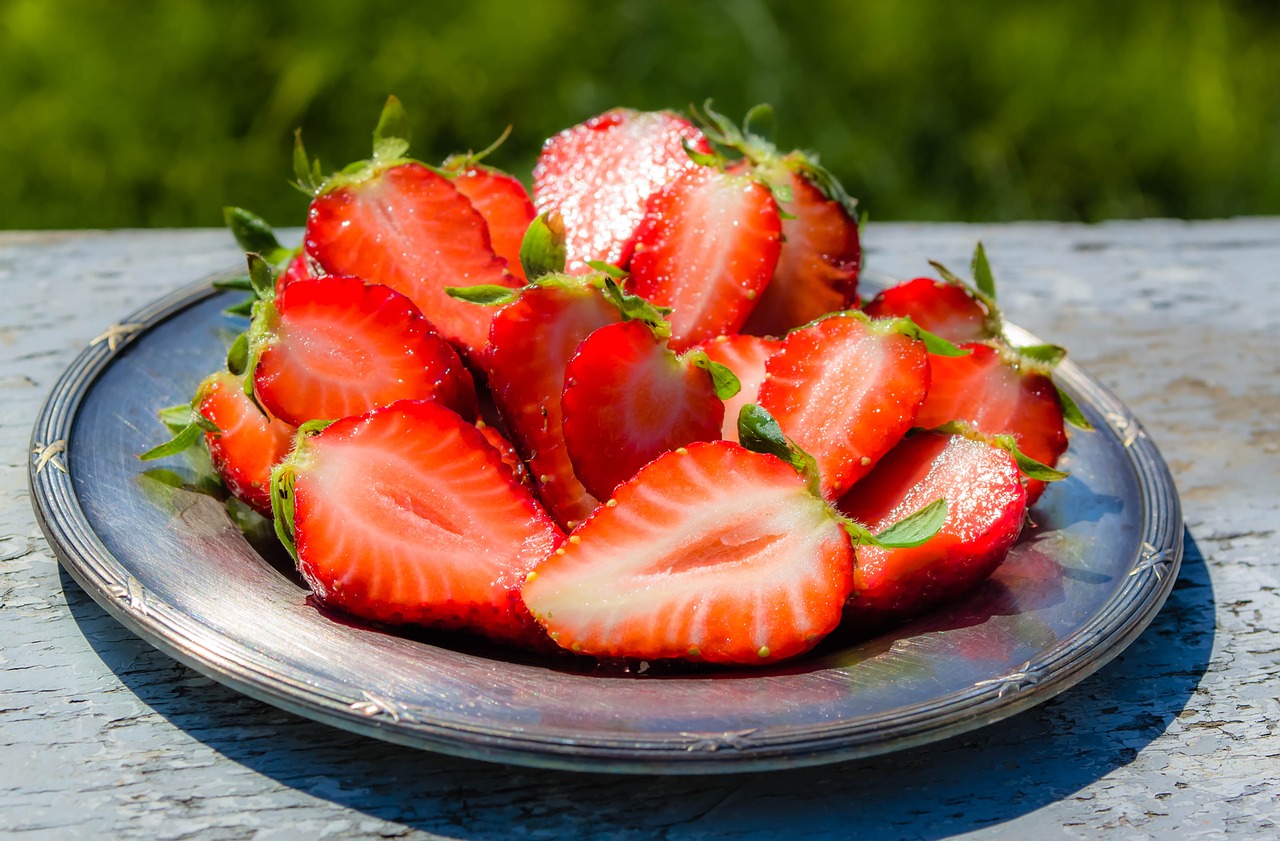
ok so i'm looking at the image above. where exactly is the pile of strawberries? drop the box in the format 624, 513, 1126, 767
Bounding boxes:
145, 98, 1088, 667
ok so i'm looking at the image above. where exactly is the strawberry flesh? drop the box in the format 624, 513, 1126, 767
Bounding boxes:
252, 275, 478, 427
561, 321, 725, 500
758, 315, 930, 499
698, 333, 780, 442
742, 167, 860, 336
915, 342, 1067, 503
304, 162, 518, 362
626, 167, 782, 350
451, 166, 536, 283
485, 278, 621, 529
196, 370, 296, 515
288, 399, 563, 645
839, 431, 1027, 626
533, 109, 711, 272
522, 441, 853, 665
863, 278, 992, 344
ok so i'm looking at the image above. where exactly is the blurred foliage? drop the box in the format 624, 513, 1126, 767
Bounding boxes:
1, 0, 1278, 229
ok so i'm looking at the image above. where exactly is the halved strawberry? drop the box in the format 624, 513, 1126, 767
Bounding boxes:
914, 342, 1068, 504
624, 166, 782, 350
561, 320, 732, 500
300, 99, 517, 362
533, 108, 711, 272
141, 370, 297, 516
697, 333, 780, 442
272, 399, 563, 645
448, 164, 535, 284
757, 313, 936, 499
249, 275, 478, 427
742, 162, 861, 336
484, 275, 621, 529
863, 277, 993, 344
838, 431, 1028, 626
522, 441, 854, 665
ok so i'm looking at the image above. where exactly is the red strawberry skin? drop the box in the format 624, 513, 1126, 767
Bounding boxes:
289, 399, 563, 645
451, 166, 536, 283
863, 278, 992, 344
533, 109, 711, 272
839, 432, 1027, 626
561, 321, 724, 500
522, 441, 853, 665
253, 275, 478, 427
475, 420, 532, 489
626, 167, 782, 350
742, 167, 860, 337
758, 315, 930, 499
698, 333, 780, 441
276, 251, 313, 297
486, 278, 621, 529
915, 342, 1067, 503
196, 371, 296, 515
304, 162, 518, 362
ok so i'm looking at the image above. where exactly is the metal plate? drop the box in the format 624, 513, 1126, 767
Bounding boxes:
29, 275, 1182, 774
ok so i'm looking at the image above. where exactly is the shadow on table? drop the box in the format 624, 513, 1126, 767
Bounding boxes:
63, 528, 1214, 840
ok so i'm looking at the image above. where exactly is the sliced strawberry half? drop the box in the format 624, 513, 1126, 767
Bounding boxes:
742, 163, 861, 337
142, 370, 298, 516
448, 164, 536, 284
561, 320, 730, 500
698, 333, 780, 441
522, 441, 853, 665
533, 108, 711, 272
484, 276, 622, 529
274, 399, 563, 645
863, 277, 994, 344
624, 166, 782, 350
915, 342, 1068, 504
838, 431, 1027, 626
757, 314, 933, 499
249, 275, 478, 427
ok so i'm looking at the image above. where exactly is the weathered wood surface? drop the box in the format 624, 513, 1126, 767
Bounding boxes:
1, 222, 1276, 839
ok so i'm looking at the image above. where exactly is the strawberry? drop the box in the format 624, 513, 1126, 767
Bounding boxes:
475, 419, 532, 489
862, 277, 993, 344
838, 431, 1028, 626
532, 108, 711, 272
141, 370, 297, 516
444, 146, 536, 283
560, 320, 737, 500
696, 333, 780, 442
522, 441, 854, 665
624, 165, 782, 350
248, 275, 478, 427
741, 161, 861, 337
757, 313, 947, 499
301, 98, 518, 362
482, 275, 622, 529
271, 399, 563, 645
277, 251, 313, 294
914, 342, 1068, 504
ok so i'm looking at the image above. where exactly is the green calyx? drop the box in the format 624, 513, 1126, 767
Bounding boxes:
270, 419, 334, 562
684, 350, 741, 401
737, 404, 948, 549
691, 99, 780, 168
440, 125, 513, 174
294, 95, 418, 198
597, 275, 672, 338
928, 241, 1004, 339
138, 401, 220, 462
520, 211, 568, 280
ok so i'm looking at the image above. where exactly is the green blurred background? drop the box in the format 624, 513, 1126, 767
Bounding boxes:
3, 0, 1278, 229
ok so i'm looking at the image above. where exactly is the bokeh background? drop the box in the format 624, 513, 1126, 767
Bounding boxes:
3, 0, 1278, 229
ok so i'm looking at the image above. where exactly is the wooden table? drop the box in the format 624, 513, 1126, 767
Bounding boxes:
2, 222, 1276, 838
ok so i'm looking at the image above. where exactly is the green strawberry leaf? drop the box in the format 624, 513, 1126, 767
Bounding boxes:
445, 285, 521, 306
742, 103, 775, 142
372, 95, 411, 163
292, 129, 324, 195
519, 211, 567, 280
585, 260, 628, 280
999, 435, 1070, 482
891, 317, 970, 357
139, 408, 218, 462
223, 207, 291, 263
682, 137, 722, 168
871, 498, 949, 548
213, 275, 254, 292
686, 351, 742, 400
157, 403, 196, 432
1017, 343, 1068, 366
246, 253, 276, 301
270, 462, 298, 562
600, 277, 672, 338
1056, 383, 1094, 430
737, 404, 822, 496
224, 297, 255, 318
226, 332, 249, 375
970, 241, 998, 301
